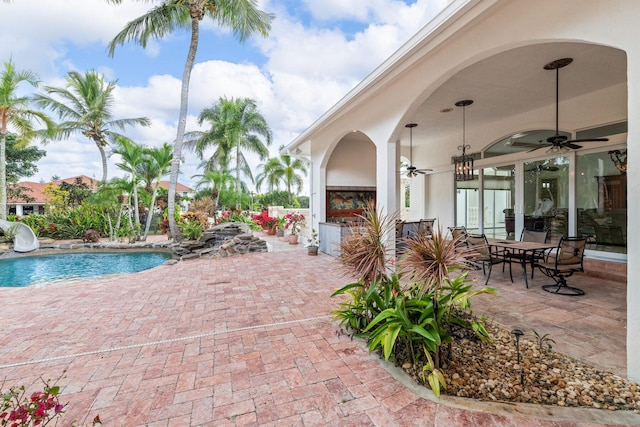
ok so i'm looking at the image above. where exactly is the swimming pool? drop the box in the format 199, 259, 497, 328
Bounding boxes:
0, 251, 173, 287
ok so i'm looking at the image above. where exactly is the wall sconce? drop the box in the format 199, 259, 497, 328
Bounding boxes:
454, 99, 475, 181
608, 149, 627, 175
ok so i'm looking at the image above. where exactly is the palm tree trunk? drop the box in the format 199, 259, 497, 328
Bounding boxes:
106, 211, 114, 241
235, 146, 241, 208
0, 126, 6, 220
143, 178, 161, 240
132, 174, 140, 227
168, 16, 200, 241
96, 139, 108, 183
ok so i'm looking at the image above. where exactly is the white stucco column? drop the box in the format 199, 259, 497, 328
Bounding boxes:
376, 140, 399, 219
626, 52, 640, 382
16, 205, 23, 216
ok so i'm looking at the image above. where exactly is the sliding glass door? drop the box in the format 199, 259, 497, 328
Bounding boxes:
483, 165, 515, 239
522, 157, 569, 244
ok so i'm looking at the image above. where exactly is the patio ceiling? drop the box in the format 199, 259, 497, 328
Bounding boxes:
404, 42, 627, 153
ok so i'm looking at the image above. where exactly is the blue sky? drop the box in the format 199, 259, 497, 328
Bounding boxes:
0, 0, 448, 190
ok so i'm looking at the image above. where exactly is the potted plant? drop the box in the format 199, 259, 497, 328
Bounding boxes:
276, 216, 286, 237
263, 216, 278, 235
305, 228, 320, 255
284, 212, 305, 244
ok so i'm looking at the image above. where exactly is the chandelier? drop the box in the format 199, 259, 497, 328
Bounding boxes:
454, 99, 475, 181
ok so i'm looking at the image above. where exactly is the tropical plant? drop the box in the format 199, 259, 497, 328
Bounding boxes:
397, 226, 491, 370
257, 190, 299, 209
112, 136, 146, 227
339, 202, 397, 288
0, 59, 56, 220
177, 211, 208, 240
59, 177, 92, 207
284, 211, 305, 235
332, 206, 497, 397
4, 133, 46, 187
305, 228, 319, 247
18, 204, 110, 239
0, 371, 102, 426
186, 97, 273, 208
192, 169, 237, 218
532, 329, 556, 353
33, 70, 150, 183
139, 143, 173, 240
107, 0, 273, 240
256, 145, 308, 207
332, 272, 402, 333
216, 209, 255, 227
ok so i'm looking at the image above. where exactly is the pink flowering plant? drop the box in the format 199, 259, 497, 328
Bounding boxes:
1, 378, 65, 427
0, 372, 101, 427
284, 212, 305, 235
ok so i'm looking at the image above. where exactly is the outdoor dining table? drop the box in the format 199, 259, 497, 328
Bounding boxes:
486, 238, 557, 288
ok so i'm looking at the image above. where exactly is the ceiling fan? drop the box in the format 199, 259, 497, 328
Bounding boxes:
402, 123, 432, 177
531, 57, 609, 152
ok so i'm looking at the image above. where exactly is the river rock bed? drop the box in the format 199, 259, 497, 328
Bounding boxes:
401, 321, 640, 411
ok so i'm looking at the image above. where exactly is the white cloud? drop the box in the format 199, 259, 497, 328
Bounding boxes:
0, 0, 149, 80
2, 0, 449, 190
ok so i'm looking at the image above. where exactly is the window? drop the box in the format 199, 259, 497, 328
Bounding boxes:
576, 149, 627, 253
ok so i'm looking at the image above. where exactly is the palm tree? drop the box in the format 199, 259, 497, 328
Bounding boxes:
187, 97, 272, 207
34, 70, 151, 183
192, 168, 236, 216
256, 145, 307, 207
112, 136, 146, 228
141, 143, 172, 240
107, 0, 273, 240
0, 60, 55, 220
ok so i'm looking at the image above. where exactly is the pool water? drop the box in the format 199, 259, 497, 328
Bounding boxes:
0, 251, 173, 287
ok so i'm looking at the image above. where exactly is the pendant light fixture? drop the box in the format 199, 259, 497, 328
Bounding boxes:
454, 99, 475, 181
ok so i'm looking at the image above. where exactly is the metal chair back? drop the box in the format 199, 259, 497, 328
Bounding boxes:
521, 229, 548, 243
555, 237, 586, 267
419, 218, 436, 236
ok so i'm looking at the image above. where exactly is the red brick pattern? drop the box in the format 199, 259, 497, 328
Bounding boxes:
0, 241, 634, 426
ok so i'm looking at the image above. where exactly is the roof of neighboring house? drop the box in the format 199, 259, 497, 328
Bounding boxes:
156, 181, 194, 193
9, 176, 193, 204
8, 175, 98, 204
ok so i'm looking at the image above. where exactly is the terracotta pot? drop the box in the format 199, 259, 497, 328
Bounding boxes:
267, 225, 277, 235
307, 245, 319, 256
288, 234, 299, 245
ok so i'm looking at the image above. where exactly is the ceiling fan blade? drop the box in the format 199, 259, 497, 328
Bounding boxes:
404, 165, 431, 177
566, 137, 609, 143
563, 142, 583, 150
510, 141, 546, 149
527, 144, 549, 152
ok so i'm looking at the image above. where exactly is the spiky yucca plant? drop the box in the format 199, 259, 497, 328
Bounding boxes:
398, 225, 466, 296
398, 225, 469, 370
339, 202, 398, 288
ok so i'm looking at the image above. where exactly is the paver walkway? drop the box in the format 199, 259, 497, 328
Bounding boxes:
0, 234, 637, 426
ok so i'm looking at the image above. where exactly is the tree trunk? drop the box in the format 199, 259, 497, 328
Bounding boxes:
95, 138, 108, 183
168, 16, 200, 241
132, 173, 140, 227
0, 126, 6, 220
143, 175, 161, 240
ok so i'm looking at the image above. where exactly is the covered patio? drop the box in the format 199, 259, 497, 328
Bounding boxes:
285, 0, 637, 379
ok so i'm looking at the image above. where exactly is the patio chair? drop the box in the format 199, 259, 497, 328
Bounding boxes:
464, 234, 512, 285
418, 218, 436, 237
535, 236, 586, 296
448, 226, 468, 249
401, 221, 420, 239
506, 229, 549, 278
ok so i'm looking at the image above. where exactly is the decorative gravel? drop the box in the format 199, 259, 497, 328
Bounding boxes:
400, 322, 640, 411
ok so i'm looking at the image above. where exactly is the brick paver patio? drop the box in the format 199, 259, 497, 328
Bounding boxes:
0, 234, 636, 426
